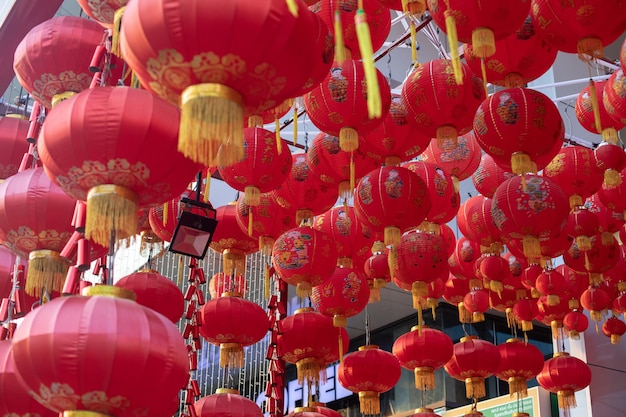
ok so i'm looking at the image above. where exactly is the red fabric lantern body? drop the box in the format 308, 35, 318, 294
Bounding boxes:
512, 297, 539, 331
580, 285, 611, 323
472, 154, 515, 199
0, 341, 56, 417
531, 0, 626, 59
535, 269, 567, 307
536, 295, 572, 335
392, 326, 453, 390
198, 294, 269, 368
576, 80, 625, 143
354, 166, 431, 245
402, 59, 486, 148
304, 58, 391, 152
311, 266, 370, 327
39, 86, 201, 248
11, 289, 189, 416
235, 192, 297, 256
217, 127, 293, 205
563, 233, 620, 278
272, 226, 337, 297
121, 0, 327, 165
563, 310, 589, 339
271, 153, 339, 224
448, 237, 481, 281
565, 207, 600, 252
473, 87, 564, 174
338, 345, 401, 415
556, 264, 589, 310
420, 131, 482, 186
480, 254, 510, 295
537, 352, 592, 410
210, 204, 259, 276
457, 196, 502, 251
463, 289, 490, 323
0, 168, 76, 297
278, 308, 349, 384
402, 160, 460, 225
13, 16, 111, 108
495, 338, 544, 397
602, 316, 626, 344
444, 336, 500, 399
603, 69, 626, 126
0, 116, 29, 180
491, 175, 569, 260
364, 243, 391, 302
194, 390, 263, 417
464, 16, 558, 88
114, 269, 184, 323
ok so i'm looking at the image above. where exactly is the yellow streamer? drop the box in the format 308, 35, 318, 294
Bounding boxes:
286, 0, 298, 16
588, 79, 603, 134
334, 7, 346, 64
355, 3, 382, 118
444, 2, 463, 85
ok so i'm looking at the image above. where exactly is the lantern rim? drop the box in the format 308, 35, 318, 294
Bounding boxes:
215, 388, 240, 395
358, 344, 379, 351
82, 284, 137, 301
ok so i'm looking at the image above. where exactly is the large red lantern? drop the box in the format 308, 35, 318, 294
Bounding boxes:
603, 69, 626, 126
338, 345, 401, 415
0, 116, 29, 179
11, 286, 189, 417
210, 204, 259, 276
473, 87, 564, 175
278, 307, 349, 384
39, 86, 201, 248
354, 166, 431, 246
198, 294, 269, 368
584, 193, 625, 234
491, 175, 569, 260
576, 79, 625, 145
272, 226, 337, 297
194, 389, 263, 417
444, 336, 500, 399
217, 127, 292, 206
0, 168, 76, 297
114, 269, 184, 323
472, 153, 515, 199
121, 0, 328, 166
402, 59, 486, 149
392, 326, 453, 390
495, 338, 544, 397
537, 352, 592, 410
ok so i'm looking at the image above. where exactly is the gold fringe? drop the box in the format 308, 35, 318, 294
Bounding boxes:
111, 7, 126, 57
444, 10, 463, 85
27, 250, 69, 297
358, 392, 380, 415
51, 91, 77, 108
415, 367, 435, 390
248, 115, 263, 127
465, 377, 486, 399
551, 320, 562, 339
506, 307, 515, 328
472, 311, 485, 323
577, 37, 604, 61
340, 127, 359, 152
588, 79, 603, 134
472, 27, 496, 58
458, 302, 472, 324
575, 235, 591, 252
374, 278, 387, 288
220, 343, 244, 368
436, 125, 458, 150
508, 377, 528, 397
259, 236, 275, 256
180, 83, 244, 167
355, 4, 382, 118
349, 154, 356, 196
410, 20, 418, 64
244, 186, 261, 206
531, 287, 540, 298
339, 180, 353, 200
204, 173, 211, 203
297, 358, 325, 385
86, 184, 138, 247
601, 232, 615, 246
286, 0, 298, 16
177, 256, 184, 286
522, 235, 542, 260
223, 249, 245, 276
265, 264, 271, 299
604, 168, 622, 187
334, 8, 346, 64
452, 177, 460, 193
569, 299, 580, 310
511, 152, 534, 175
480, 58, 489, 98
569, 194, 583, 209
490, 280, 503, 296
602, 127, 618, 142
368, 286, 381, 303
333, 315, 347, 328
296, 281, 312, 298
338, 332, 345, 366
611, 334, 621, 344
547, 294, 560, 306
557, 390, 577, 409
296, 209, 314, 226
248, 209, 254, 237
384, 226, 401, 246
521, 320, 533, 332
590, 310, 603, 322
404, 0, 426, 16
589, 272, 603, 286
569, 330, 580, 340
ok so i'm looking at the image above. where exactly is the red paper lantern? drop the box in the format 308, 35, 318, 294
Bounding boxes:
603, 69, 626, 126
76, 0, 126, 28
535, 268, 568, 307
354, 166, 431, 246
472, 153, 515, 199
531, 0, 626, 60
114, 269, 184, 323
363, 242, 391, 303
474, 87, 565, 174
563, 310, 589, 339
287, 407, 327, 417
402, 59, 486, 148
0, 116, 29, 180
444, 336, 500, 399
536, 295, 572, 337
537, 352, 592, 410
457, 196, 502, 252
495, 338, 545, 396
556, 264, 590, 310
272, 226, 337, 297
563, 233, 620, 278
39, 86, 201, 248
480, 254, 510, 295
564, 207, 600, 252
338, 345, 401, 415
208, 272, 247, 299
311, 266, 370, 327
271, 153, 339, 224
210, 204, 259, 276
491, 175, 569, 260
121, 0, 328, 165
198, 294, 269, 368
464, 16, 558, 88
462, 289, 490, 323
602, 316, 626, 344
584, 193, 625, 234
194, 389, 263, 417
580, 285, 611, 323
448, 237, 482, 284
421, 131, 482, 188
512, 297, 539, 331
444, 274, 471, 306
0, 168, 76, 297
576, 80, 625, 144
278, 307, 349, 384
503, 252, 528, 278
148, 189, 196, 243
11, 287, 189, 416
392, 326, 453, 390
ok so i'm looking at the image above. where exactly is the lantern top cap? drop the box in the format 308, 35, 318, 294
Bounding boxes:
358, 344, 379, 351
460, 335, 479, 343
506, 337, 523, 344
553, 351, 570, 358
222, 291, 244, 298
294, 307, 315, 314
82, 285, 137, 301
138, 268, 158, 273
215, 388, 239, 395
411, 324, 429, 332
415, 408, 434, 413
512, 413, 530, 417
294, 407, 318, 413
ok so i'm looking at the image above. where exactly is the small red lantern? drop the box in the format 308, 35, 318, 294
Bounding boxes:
0, 116, 29, 179
287, 407, 328, 417
472, 153, 515, 199
564, 207, 600, 252
402, 59, 486, 149
576, 80, 625, 145
198, 294, 269, 368
311, 266, 370, 327
556, 264, 589, 310
448, 237, 482, 282
512, 297, 539, 332
584, 193, 625, 234
338, 345, 401, 415
272, 226, 337, 297
563, 233, 620, 279
563, 310, 589, 339
537, 295, 572, 338
392, 326, 453, 390
421, 131, 482, 190
114, 269, 184, 323
278, 307, 349, 384
194, 389, 263, 417
210, 204, 259, 276
457, 196, 502, 253
463, 289, 491, 323
444, 336, 500, 399
495, 338, 545, 397
535, 269, 568, 307
603, 69, 626, 126
208, 272, 247, 299
473, 87, 564, 175
364, 242, 391, 303
537, 352, 592, 410
580, 285, 611, 323
11, 286, 189, 416
602, 316, 626, 344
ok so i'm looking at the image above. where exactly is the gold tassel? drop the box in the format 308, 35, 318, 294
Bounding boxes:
602, 127, 618, 142
338, 331, 345, 367
220, 343, 244, 368
163, 202, 168, 227
296, 281, 312, 298
569, 330, 580, 340
590, 309, 603, 323
511, 152, 535, 175
292, 105, 298, 147
577, 37, 604, 61
333, 315, 347, 328
111, 6, 126, 58
569, 299, 580, 310
452, 177, 460, 193
180, 83, 244, 167
259, 236, 275, 257
490, 280, 503, 296
547, 294, 560, 306
444, 8, 463, 85
248, 115, 263, 127
458, 302, 472, 323
403, 0, 426, 16
588, 79, 603, 134
244, 186, 261, 206
557, 390, 577, 409
416, 304, 424, 335
350, 152, 356, 194
275, 118, 283, 154
286, 0, 298, 17
368, 286, 381, 303
506, 307, 515, 328
604, 168, 622, 187
551, 320, 562, 339
436, 125, 458, 150
415, 367, 435, 390
27, 250, 69, 297
601, 231, 615, 246
358, 391, 380, 415
522, 235, 541, 260
465, 377, 486, 399
410, 20, 418, 64
334, 7, 346, 64
387, 244, 397, 282
508, 377, 528, 398
569, 194, 583, 209
611, 334, 621, 344
264, 264, 271, 299
428, 298, 438, 319
86, 184, 138, 247
177, 256, 184, 286
355, 3, 382, 119
472, 27, 496, 58
340, 127, 359, 152
480, 58, 489, 98
296, 358, 325, 385
521, 320, 533, 332
576, 235, 592, 252
248, 209, 254, 237
384, 226, 401, 246
472, 312, 485, 323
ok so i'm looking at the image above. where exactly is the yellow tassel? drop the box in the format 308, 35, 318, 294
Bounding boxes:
602, 127, 618, 143
333, 315, 347, 328
506, 307, 515, 328
576, 235, 592, 251
601, 232, 615, 246
577, 37, 604, 61
472, 27, 496, 58
416, 307, 424, 335
27, 250, 69, 297
350, 152, 356, 193
340, 127, 359, 152
415, 367, 435, 390
511, 152, 534, 175
286, 0, 298, 17
611, 334, 621, 344
402, 0, 426, 16
265, 264, 271, 299
338, 332, 345, 366
444, 9, 463, 85
244, 186, 261, 206
163, 202, 168, 227
259, 236, 275, 257
223, 249, 246, 276
522, 235, 541, 260
569, 194, 583, 209
521, 320, 533, 332
86, 184, 138, 247
557, 390, 577, 410
588, 79, 603, 134
248, 208, 254, 237
275, 118, 283, 154
297, 358, 326, 385
296, 281, 312, 298
130, 71, 141, 89
604, 168, 622, 187
358, 392, 380, 415
355, 5, 382, 119
334, 8, 346, 64
410, 20, 418, 64
384, 226, 401, 246
465, 377, 486, 399
490, 280, 503, 296
220, 343, 244, 368
472, 312, 485, 323
480, 58, 489, 98
508, 377, 528, 398
458, 302, 472, 324
569, 299, 580, 309
180, 83, 244, 167
177, 256, 184, 286
452, 176, 460, 193
547, 294, 560, 306
387, 245, 398, 281
368, 286, 381, 303
292, 105, 298, 147
248, 115, 263, 127
204, 174, 211, 203
111, 6, 126, 58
